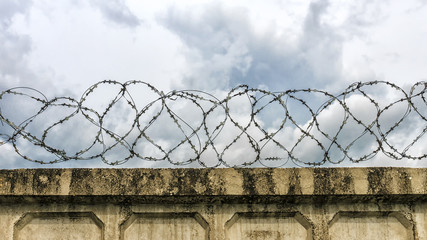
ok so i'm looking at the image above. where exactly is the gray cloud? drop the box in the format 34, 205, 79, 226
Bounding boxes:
0, 0, 32, 27
90, 0, 141, 28
159, 1, 357, 91
0, 0, 33, 90
0, 31, 33, 83
159, 0, 398, 93
0, 0, 55, 93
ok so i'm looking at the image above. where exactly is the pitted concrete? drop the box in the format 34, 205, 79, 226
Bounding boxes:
1, 168, 426, 199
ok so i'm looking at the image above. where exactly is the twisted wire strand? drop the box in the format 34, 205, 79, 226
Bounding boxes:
0, 80, 426, 167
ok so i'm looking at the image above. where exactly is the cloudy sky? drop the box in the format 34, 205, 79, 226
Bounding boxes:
0, 0, 426, 168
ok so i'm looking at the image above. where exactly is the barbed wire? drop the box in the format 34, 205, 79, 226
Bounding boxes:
0, 80, 426, 167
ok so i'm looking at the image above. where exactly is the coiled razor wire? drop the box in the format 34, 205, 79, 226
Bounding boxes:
0, 80, 426, 167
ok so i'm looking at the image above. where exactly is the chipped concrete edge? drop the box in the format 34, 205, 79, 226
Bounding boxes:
0, 168, 426, 203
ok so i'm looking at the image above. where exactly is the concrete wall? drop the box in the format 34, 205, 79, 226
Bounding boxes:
0, 168, 426, 239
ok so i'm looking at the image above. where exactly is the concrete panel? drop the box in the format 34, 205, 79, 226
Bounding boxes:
0, 168, 426, 240
414, 203, 427, 240
120, 213, 209, 240
13, 212, 103, 240
329, 211, 414, 240
225, 212, 312, 240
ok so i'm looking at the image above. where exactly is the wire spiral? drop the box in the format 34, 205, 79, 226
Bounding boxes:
0, 80, 426, 167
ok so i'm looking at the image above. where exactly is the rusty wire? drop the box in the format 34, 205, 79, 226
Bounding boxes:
0, 80, 426, 167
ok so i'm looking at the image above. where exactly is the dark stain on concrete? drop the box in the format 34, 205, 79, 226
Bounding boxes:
32, 168, 62, 194
264, 169, 276, 194
70, 168, 94, 194
397, 169, 412, 194
287, 169, 302, 195
239, 169, 257, 195
313, 168, 354, 195
128, 169, 148, 194
246, 230, 282, 240
165, 169, 212, 195
236, 169, 276, 195
8, 170, 30, 193
367, 168, 391, 194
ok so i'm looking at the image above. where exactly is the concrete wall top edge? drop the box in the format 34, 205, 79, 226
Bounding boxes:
0, 168, 426, 200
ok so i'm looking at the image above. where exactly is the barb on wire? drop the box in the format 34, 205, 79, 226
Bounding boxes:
0, 80, 426, 167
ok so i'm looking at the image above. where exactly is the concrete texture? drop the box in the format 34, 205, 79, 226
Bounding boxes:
0, 167, 426, 239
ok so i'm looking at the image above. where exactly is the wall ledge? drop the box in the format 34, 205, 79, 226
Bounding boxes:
1, 167, 426, 204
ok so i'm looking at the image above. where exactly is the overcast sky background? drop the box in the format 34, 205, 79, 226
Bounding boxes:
0, 0, 426, 168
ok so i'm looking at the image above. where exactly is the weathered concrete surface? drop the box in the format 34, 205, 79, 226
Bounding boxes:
0, 167, 426, 239
1, 168, 426, 202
